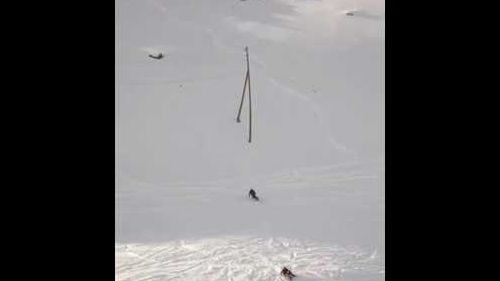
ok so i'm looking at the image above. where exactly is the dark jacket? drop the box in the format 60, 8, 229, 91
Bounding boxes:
249, 189, 259, 200
281, 267, 296, 278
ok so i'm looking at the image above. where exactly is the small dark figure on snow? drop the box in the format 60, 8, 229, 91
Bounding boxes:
281, 267, 296, 280
248, 189, 259, 201
148, 53, 164, 60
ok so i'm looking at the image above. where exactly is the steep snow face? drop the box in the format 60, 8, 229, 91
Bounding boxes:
116, 0, 384, 184
116, 0, 384, 280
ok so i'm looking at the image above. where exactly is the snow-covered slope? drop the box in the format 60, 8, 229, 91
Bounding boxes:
116, 161, 384, 280
116, 236, 382, 281
116, 0, 384, 280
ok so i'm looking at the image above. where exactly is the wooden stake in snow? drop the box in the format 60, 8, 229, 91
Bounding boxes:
236, 46, 253, 143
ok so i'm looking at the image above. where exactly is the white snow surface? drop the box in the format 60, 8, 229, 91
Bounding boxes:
116, 236, 381, 281
116, 0, 384, 280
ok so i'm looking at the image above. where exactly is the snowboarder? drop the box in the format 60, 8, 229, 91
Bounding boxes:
248, 188, 259, 201
280, 267, 296, 280
148, 53, 164, 60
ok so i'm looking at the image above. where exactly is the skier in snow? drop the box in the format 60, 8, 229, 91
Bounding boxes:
248, 188, 259, 201
280, 267, 296, 280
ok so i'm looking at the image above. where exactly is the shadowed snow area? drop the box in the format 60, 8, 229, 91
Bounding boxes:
116, 0, 384, 280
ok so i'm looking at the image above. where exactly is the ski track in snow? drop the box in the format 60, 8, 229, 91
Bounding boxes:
116, 236, 383, 281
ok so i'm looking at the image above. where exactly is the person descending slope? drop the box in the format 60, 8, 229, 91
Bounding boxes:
248, 188, 259, 201
280, 267, 296, 280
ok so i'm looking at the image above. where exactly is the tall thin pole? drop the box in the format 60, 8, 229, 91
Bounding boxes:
245, 46, 252, 143
236, 72, 249, 123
